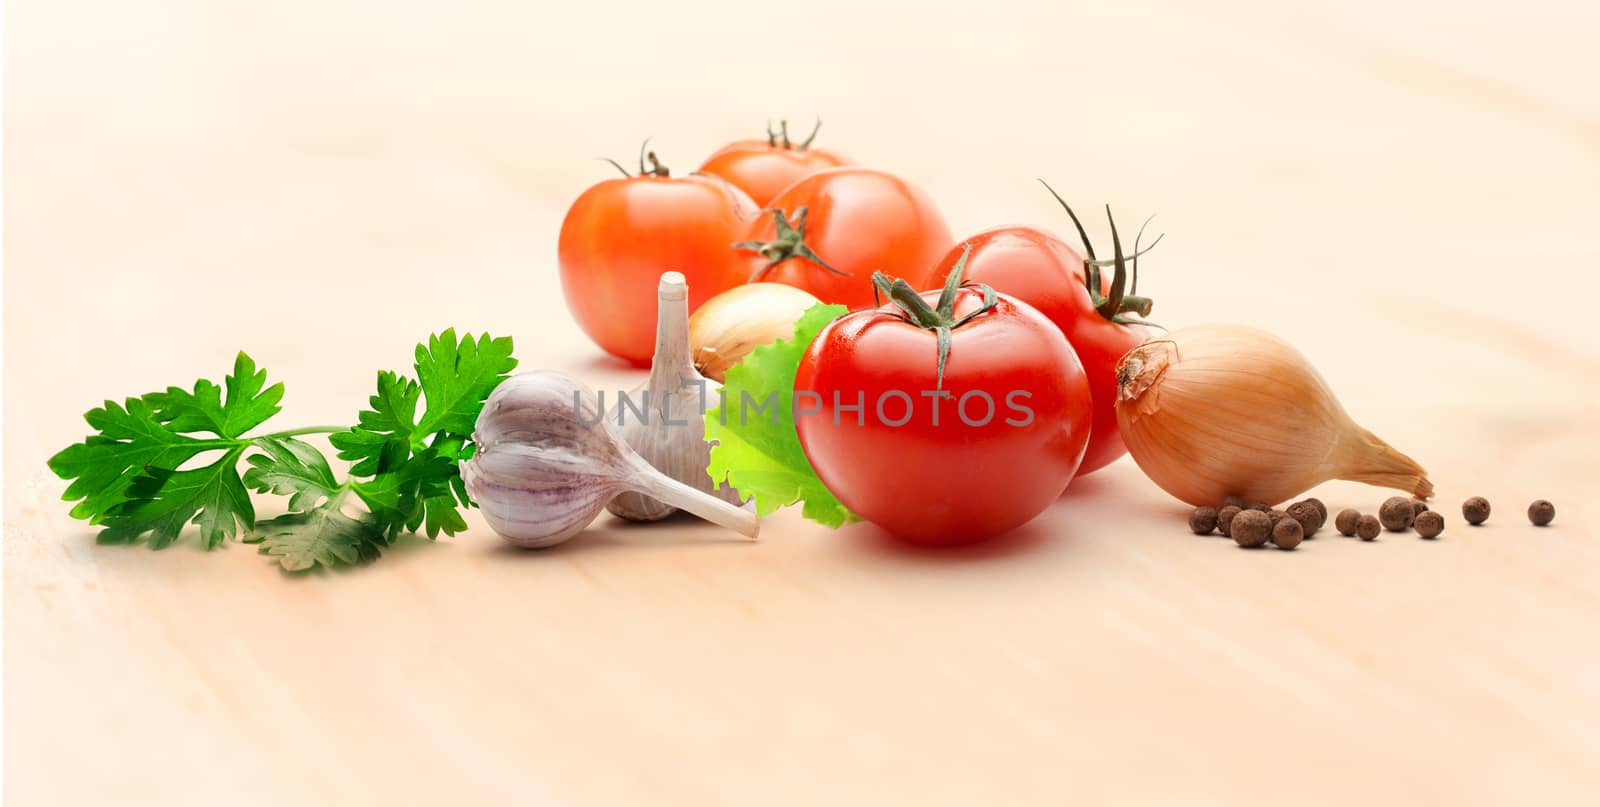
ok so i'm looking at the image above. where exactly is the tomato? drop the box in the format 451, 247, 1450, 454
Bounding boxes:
736, 167, 952, 310
558, 150, 757, 365
698, 120, 851, 206
794, 258, 1092, 544
941, 186, 1157, 476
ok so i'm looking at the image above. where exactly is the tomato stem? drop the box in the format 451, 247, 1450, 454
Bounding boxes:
870, 243, 998, 390
762, 117, 821, 151
732, 207, 846, 281
599, 139, 672, 178
1037, 179, 1161, 325
796, 117, 821, 151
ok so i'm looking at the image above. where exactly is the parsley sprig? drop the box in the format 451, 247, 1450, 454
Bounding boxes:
48, 330, 517, 572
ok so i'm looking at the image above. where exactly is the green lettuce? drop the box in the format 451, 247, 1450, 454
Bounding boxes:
705, 303, 858, 528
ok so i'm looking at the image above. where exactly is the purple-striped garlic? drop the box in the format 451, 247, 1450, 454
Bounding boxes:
462, 370, 759, 548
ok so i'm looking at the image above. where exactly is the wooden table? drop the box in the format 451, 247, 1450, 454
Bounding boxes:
6, 1, 1598, 804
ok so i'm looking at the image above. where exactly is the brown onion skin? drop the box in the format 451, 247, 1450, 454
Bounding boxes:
1114, 325, 1431, 507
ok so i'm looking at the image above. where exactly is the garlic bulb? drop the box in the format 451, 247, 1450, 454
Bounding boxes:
1115, 324, 1432, 506
462, 370, 759, 548
688, 282, 820, 382
607, 272, 746, 521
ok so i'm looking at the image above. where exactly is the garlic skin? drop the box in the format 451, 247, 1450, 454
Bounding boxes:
688, 282, 820, 383
607, 272, 745, 521
1115, 324, 1432, 506
463, 370, 759, 548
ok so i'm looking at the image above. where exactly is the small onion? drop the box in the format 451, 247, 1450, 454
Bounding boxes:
688, 282, 820, 382
1114, 324, 1432, 506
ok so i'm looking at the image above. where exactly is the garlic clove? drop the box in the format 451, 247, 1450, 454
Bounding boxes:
607, 272, 746, 521
1114, 324, 1431, 506
688, 282, 820, 383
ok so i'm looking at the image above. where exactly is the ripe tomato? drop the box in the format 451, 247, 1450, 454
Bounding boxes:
794, 257, 1092, 544
736, 167, 952, 309
698, 119, 851, 206
558, 149, 757, 365
943, 184, 1158, 476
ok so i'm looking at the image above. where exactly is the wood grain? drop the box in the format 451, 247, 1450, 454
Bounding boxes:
5, 1, 1599, 804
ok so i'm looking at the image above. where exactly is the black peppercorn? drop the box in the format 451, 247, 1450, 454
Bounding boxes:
1231, 509, 1272, 548
1271, 517, 1304, 550
1286, 501, 1321, 538
1219, 495, 1248, 511
1414, 510, 1444, 539
1334, 508, 1362, 537
1302, 497, 1327, 528
1189, 506, 1219, 535
1528, 500, 1555, 526
1410, 500, 1429, 518
1379, 497, 1414, 532
1356, 514, 1381, 541
1462, 496, 1490, 526
1216, 505, 1242, 537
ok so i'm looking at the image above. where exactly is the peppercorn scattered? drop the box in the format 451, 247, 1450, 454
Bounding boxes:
1528, 500, 1555, 526
1302, 497, 1327, 527
1286, 501, 1320, 538
1335, 508, 1361, 537
1216, 505, 1242, 537
1268, 508, 1289, 526
1189, 506, 1218, 535
1414, 510, 1444, 539
1271, 517, 1303, 550
1356, 515, 1381, 541
1220, 495, 1248, 511
1462, 496, 1490, 525
1379, 496, 1414, 532
1410, 500, 1429, 518
1231, 509, 1273, 548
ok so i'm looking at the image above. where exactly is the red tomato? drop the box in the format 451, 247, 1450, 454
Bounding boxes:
558, 150, 757, 365
698, 120, 851, 206
942, 187, 1158, 476
794, 261, 1092, 544
736, 167, 952, 309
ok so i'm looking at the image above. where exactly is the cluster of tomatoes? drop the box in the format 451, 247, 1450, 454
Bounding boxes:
558, 122, 1158, 544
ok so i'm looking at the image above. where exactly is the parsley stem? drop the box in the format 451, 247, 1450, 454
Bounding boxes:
256, 426, 345, 439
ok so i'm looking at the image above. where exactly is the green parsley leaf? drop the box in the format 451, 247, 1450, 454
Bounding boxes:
254, 505, 386, 572
150, 352, 284, 439
705, 303, 858, 528
47, 397, 215, 524
100, 448, 254, 549
51, 332, 516, 569
330, 329, 515, 540
329, 370, 420, 477
414, 330, 518, 436
242, 436, 340, 513
48, 352, 279, 540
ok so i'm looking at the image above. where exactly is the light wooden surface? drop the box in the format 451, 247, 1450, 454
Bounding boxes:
6, 1, 1600, 804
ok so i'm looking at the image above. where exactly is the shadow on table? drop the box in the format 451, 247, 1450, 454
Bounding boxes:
833, 519, 1055, 565
483, 509, 756, 560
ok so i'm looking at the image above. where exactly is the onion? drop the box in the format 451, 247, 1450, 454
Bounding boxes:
1114, 324, 1432, 506
688, 282, 820, 382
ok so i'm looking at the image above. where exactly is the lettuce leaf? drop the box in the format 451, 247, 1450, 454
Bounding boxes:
705, 303, 858, 528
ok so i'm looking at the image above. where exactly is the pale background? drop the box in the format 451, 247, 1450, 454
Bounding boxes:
5, 0, 1600, 804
